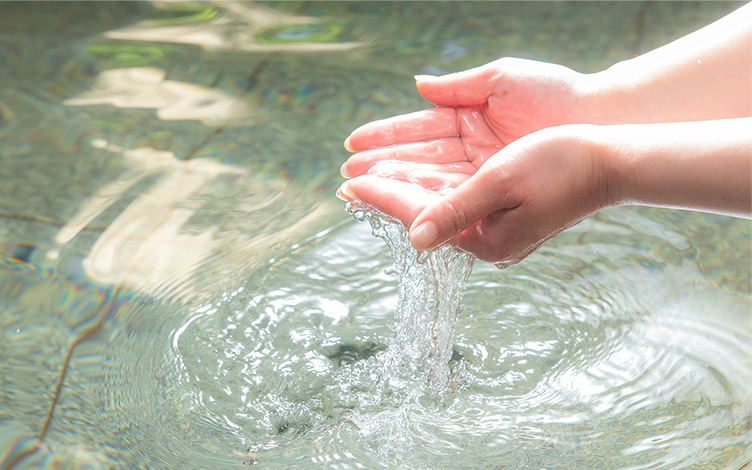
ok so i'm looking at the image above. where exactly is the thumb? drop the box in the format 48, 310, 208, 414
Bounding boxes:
415, 62, 500, 107
408, 163, 512, 251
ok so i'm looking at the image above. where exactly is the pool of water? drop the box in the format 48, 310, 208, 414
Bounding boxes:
0, 2, 750, 469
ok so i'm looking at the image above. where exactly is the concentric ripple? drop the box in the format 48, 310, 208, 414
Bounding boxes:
155, 207, 752, 469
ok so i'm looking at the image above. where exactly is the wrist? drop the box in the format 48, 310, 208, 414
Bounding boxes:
586, 119, 752, 218
529, 124, 622, 217
569, 124, 626, 212
576, 66, 639, 126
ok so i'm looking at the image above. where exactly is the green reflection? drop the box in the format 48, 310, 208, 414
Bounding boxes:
149, 4, 218, 26
86, 43, 184, 68
256, 23, 345, 44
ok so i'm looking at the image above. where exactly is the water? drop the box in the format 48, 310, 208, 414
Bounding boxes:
160, 209, 752, 470
346, 203, 476, 390
1, 2, 750, 469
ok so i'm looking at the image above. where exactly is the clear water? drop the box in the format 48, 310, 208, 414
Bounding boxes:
345, 204, 476, 390
1, 2, 750, 470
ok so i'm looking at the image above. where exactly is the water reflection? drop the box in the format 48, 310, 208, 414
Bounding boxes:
50, 139, 241, 296
50, 53, 348, 303
104, 2, 361, 53
64, 67, 250, 126
48, 136, 339, 302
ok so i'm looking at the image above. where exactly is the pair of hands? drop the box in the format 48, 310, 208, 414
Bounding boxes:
338, 58, 607, 265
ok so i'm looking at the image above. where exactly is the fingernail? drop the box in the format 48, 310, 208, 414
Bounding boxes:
414, 74, 437, 82
340, 162, 351, 178
336, 182, 355, 201
344, 136, 354, 152
410, 221, 438, 251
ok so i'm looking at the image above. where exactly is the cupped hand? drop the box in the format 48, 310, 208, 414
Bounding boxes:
339, 125, 609, 265
341, 57, 597, 179
339, 58, 605, 265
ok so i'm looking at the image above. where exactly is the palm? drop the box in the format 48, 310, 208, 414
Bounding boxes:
338, 106, 489, 232
342, 105, 503, 177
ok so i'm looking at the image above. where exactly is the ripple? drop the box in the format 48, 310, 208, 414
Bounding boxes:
29, 207, 745, 470
153, 210, 752, 469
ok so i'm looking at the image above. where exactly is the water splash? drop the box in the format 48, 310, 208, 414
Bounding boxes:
345, 202, 475, 389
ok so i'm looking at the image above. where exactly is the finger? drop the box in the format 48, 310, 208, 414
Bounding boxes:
337, 175, 441, 229
415, 61, 500, 107
368, 161, 474, 193
408, 161, 518, 252
453, 209, 559, 265
345, 108, 458, 152
341, 138, 467, 177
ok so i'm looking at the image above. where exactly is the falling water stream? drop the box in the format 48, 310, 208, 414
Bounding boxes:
346, 203, 475, 390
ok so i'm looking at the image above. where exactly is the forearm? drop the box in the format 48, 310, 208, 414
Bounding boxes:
585, 2, 752, 124
592, 118, 752, 218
